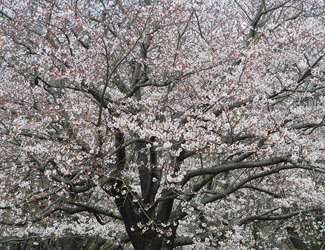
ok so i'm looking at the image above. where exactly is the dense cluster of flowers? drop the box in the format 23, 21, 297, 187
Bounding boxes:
1, 0, 325, 249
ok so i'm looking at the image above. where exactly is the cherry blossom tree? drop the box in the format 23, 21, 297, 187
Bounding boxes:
1, 0, 325, 249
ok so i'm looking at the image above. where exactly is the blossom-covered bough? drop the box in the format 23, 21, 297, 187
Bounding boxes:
1, 0, 325, 249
